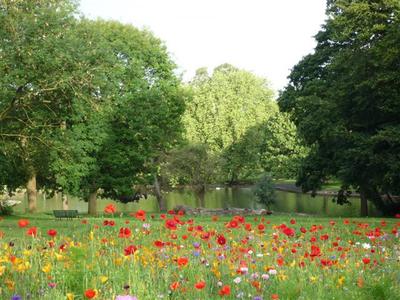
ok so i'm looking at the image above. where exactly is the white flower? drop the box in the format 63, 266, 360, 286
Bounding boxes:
217, 281, 223, 287
362, 243, 371, 249
233, 277, 242, 284
268, 269, 277, 275
256, 253, 263, 258
240, 267, 248, 274
248, 250, 253, 255
261, 274, 270, 280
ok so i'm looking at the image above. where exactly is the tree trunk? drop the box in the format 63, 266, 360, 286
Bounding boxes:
195, 186, 206, 207
359, 188, 369, 217
88, 190, 97, 216
62, 193, 69, 210
153, 175, 166, 212
27, 173, 37, 213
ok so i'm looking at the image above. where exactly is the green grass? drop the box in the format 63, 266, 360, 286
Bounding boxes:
0, 212, 399, 299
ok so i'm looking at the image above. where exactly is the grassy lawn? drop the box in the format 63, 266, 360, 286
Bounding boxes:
0, 211, 399, 299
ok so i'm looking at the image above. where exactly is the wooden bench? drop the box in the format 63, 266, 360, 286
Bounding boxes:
53, 210, 79, 220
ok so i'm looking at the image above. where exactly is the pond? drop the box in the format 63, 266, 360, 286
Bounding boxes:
11, 186, 380, 217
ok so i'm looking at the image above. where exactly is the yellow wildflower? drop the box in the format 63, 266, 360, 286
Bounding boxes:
42, 264, 52, 273
66, 292, 74, 300
337, 276, 345, 287
99, 276, 108, 283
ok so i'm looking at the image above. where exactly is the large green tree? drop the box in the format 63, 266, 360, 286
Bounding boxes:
184, 64, 277, 183
279, 0, 400, 216
49, 20, 185, 214
0, 0, 102, 212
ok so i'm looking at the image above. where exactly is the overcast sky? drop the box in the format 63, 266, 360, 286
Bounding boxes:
78, 0, 327, 93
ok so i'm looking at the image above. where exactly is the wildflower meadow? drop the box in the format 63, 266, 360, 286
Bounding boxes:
0, 208, 399, 300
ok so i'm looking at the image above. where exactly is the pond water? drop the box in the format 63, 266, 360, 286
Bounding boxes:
11, 186, 380, 217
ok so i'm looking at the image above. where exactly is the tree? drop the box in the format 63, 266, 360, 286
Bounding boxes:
161, 144, 219, 207
49, 20, 185, 214
222, 112, 307, 180
0, 0, 102, 212
254, 173, 276, 210
278, 0, 400, 216
184, 64, 276, 183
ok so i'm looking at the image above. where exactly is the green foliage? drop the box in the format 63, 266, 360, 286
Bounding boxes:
253, 174, 276, 210
0, 2, 185, 208
162, 143, 219, 190
279, 0, 400, 215
222, 112, 307, 180
184, 64, 277, 182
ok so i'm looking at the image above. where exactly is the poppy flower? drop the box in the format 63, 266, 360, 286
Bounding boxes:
165, 219, 178, 230
227, 220, 239, 228
135, 210, 146, 221
154, 240, 165, 248
257, 224, 265, 232
104, 204, 116, 214
26, 226, 37, 237
124, 245, 137, 256
118, 227, 131, 238
84, 289, 97, 299
47, 229, 57, 237
177, 257, 189, 266
18, 219, 30, 228
290, 219, 296, 224
217, 235, 226, 246
170, 281, 180, 290
362, 257, 370, 264
218, 285, 231, 296
195, 281, 206, 290
282, 227, 295, 237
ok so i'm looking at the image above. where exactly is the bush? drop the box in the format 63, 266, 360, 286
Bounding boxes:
254, 174, 275, 210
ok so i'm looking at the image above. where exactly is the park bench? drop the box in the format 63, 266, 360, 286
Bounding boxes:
53, 210, 79, 220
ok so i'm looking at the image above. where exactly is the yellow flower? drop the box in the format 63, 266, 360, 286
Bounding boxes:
99, 276, 108, 283
310, 276, 318, 283
5, 278, 15, 290
0, 265, 5, 276
337, 276, 345, 287
23, 249, 32, 257
42, 264, 51, 273
66, 292, 74, 300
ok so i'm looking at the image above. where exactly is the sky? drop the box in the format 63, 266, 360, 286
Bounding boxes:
78, 0, 327, 93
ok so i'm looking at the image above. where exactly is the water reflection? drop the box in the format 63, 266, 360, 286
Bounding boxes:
11, 187, 380, 217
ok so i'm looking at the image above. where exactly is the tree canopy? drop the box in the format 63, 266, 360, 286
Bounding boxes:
279, 0, 400, 215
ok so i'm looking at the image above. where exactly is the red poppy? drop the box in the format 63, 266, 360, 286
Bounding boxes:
227, 220, 239, 228
47, 229, 57, 237
310, 245, 321, 257
81, 219, 88, 224
218, 285, 231, 296
84, 289, 97, 299
124, 245, 137, 256
395, 213, 400, 218
18, 219, 30, 228
170, 281, 180, 290
283, 227, 295, 237
104, 204, 116, 214
195, 281, 206, 290
26, 226, 37, 237
135, 210, 146, 221
177, 257, 189, 266
362, 257, 370, 264
244, 223, 252, 231
217, 235, 226, 246
165, 219, 178, 230
271, 294, 279, 300
167, 210, 175, 215
257, 223, 265, 232
154, 240, 165, 248
118, 227, 131, 238
300, 227, 307, 233
290, 219, 296, 224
